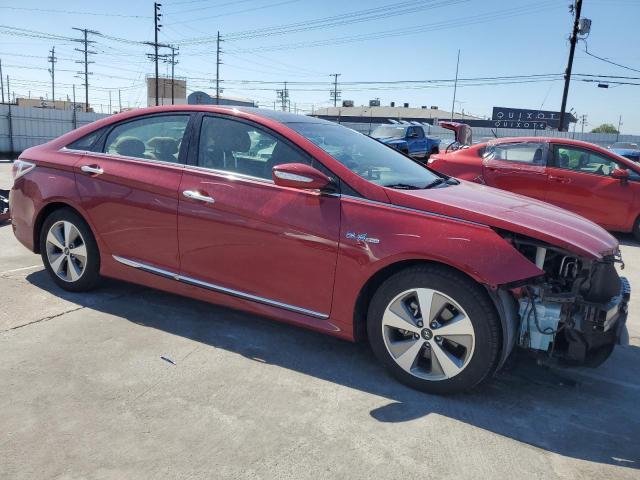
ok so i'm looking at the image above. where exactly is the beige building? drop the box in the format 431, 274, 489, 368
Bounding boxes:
147, 77, 187, 107
16, 97, 91, 112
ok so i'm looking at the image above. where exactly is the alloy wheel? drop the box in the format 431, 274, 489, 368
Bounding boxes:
45, 220, 88, 282
381, 288, 475, 381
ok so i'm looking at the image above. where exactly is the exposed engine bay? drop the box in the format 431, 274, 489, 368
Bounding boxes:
0, 189, 9, 223
502, 233, 629, 367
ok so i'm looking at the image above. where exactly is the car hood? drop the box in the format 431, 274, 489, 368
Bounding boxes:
385, 180, 618, 259
374, 136, 404, 143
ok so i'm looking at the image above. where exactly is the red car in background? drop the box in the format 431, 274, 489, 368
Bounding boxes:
9, 107, 630, 394
429, 135, 640, 239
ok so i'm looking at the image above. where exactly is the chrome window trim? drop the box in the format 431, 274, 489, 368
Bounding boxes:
273, 170, 314, 183
60, 147, 185, 168
112, 255, 329, 319
339, 194, 487, 227
183, 164, 274, 184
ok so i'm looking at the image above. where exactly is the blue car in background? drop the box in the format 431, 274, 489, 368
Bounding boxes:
371, 124, 441, 161
609, 142, 640, 162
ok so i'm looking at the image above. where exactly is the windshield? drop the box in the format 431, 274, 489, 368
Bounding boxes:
288, 122, 442, 188
371, 125, 407, 138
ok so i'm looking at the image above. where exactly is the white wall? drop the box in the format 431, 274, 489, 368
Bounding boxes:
0, 105, 108, 154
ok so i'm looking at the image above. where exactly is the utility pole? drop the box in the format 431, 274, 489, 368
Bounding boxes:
108, 90, 112, 113
161, 45, 179, 105
72, 28, 98, 112
0, 58, 4, 103
616, 115, 622, 141
330, 73, 341, 107
72, 84, 77, 128
580, 114, 587, 135
277, 82, 289, 111
154, 3, 162, 106
48, 46, 57, 107
559, 0, 583, 132
215, 32, 222, 104
118, 89, 122, 112
450, 49, 460, 122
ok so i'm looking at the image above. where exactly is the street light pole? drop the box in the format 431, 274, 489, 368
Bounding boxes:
450, 49, 460, 122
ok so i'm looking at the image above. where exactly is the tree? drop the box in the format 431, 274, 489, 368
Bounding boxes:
591, 123, 619, 134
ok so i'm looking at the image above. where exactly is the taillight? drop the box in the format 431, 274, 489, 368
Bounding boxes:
12, 159, 36, 182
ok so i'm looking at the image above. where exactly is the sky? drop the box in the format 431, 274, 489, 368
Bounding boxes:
0, 0, 639, 132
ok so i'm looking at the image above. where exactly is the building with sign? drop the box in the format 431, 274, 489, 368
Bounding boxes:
491, 106, 576, 131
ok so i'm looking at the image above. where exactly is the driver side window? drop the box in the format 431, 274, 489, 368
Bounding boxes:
554, 145, 619, 176
197, 116, 314, 180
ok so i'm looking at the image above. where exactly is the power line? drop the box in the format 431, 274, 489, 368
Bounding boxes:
176, 0, 467, 44
224, 1, 559, 53
0, 6, 149, 18
167, 0, 300, 26
583, 44, 640, 74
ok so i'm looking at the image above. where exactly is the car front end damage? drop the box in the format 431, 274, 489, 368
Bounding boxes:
498, 233, 629, 367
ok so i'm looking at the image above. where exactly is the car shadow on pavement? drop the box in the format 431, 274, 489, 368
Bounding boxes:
25, 270, 640, 470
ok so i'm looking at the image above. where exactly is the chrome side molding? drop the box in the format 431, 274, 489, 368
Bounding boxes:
112, 255, 329, 319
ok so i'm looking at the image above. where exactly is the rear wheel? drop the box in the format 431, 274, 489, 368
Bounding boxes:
367, 265, 501, 394
633, 217, 640, 242
40, 208, 101, 292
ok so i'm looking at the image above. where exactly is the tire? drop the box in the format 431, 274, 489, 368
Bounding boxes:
633, 217, 640, 242
39, 208, 101, 292
367, 265, 501, 394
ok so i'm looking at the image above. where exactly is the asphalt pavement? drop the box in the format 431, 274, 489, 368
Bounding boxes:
1, 160, 639, 479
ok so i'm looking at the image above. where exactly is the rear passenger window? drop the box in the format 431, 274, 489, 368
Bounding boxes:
484, 142, 546, 165
103, 115, 189, 163
197, 116, 312, 180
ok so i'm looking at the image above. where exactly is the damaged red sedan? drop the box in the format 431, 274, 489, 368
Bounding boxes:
9, 106, 630, 394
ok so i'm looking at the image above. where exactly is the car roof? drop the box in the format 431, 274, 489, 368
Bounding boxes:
234, 107, 334, 125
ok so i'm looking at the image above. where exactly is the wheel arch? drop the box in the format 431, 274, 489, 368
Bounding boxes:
352, 257, 514, 369
33, 201, 94, 254
352, 258, 491, 339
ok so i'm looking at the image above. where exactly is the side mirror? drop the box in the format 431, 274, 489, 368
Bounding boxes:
611, 167, 629, 182
272, 163, 333, 190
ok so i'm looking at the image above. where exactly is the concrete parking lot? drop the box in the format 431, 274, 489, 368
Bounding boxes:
1, 159, 639, 479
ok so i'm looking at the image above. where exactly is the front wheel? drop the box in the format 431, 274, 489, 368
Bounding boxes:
367, 265, 502, 394
40, 208, 101, 292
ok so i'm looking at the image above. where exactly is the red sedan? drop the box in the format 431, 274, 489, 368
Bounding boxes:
9, 106, 629, 394
429, 136, 640, 239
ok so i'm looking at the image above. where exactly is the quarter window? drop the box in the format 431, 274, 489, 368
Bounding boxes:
554, 145, 619, 176
484, 142, 546, 165
197, 116, 312, 180
103, 115, 189, 163
66, 127, 106, 151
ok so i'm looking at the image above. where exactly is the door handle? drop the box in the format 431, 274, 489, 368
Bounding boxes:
183, 190, 215, 204
80, 165, 103, 175
549, 175, 569, 183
